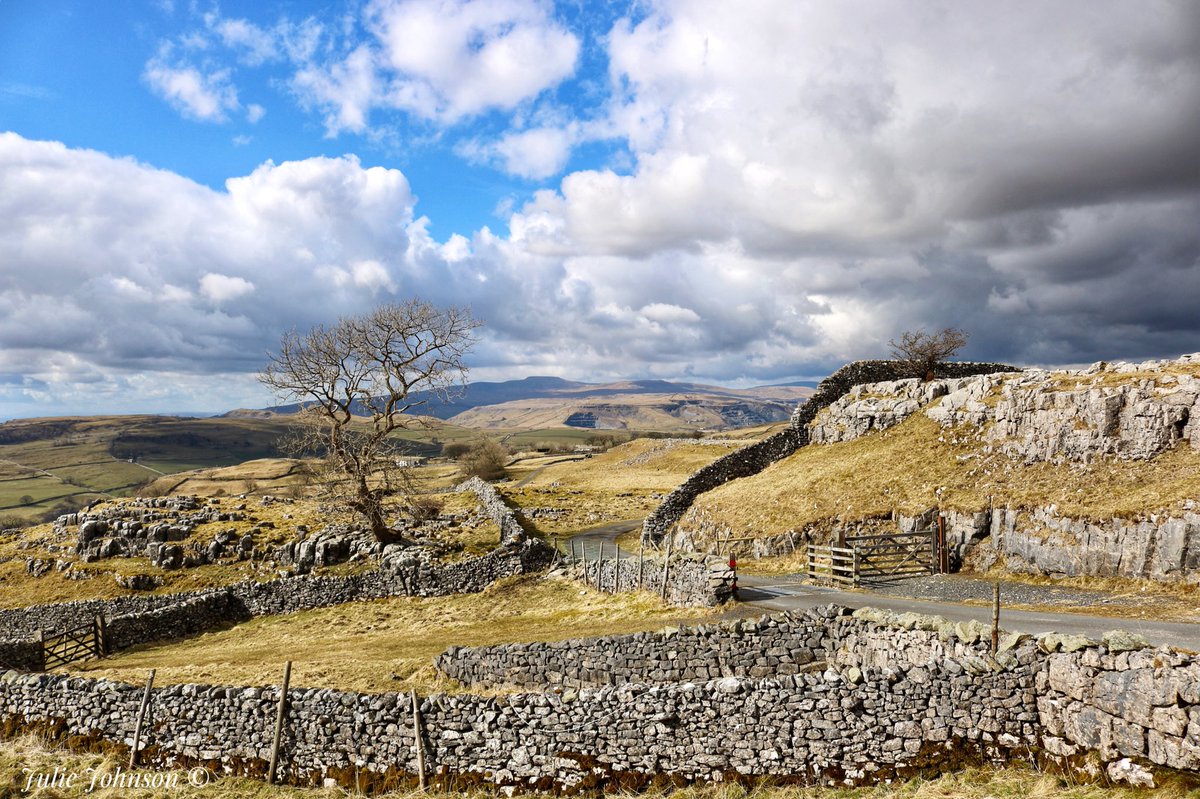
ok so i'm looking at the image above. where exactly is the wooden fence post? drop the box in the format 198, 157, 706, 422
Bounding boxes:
410, 689, 427, 791
268, 661, 292, 785
37, 629, 45, 672
94, 615, 109, 657
129, 669, 155, 768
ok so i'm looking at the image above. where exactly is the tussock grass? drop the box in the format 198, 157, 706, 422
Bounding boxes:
691, 414, 1200, 541
63, 576, 713, 694
1, 732, 1194, 799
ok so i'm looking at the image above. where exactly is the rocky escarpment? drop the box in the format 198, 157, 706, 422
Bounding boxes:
811, 355, 1200, 463
805, 354, 1200, 581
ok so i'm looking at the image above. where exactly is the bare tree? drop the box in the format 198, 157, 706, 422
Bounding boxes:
889, 327, 969, 381
259, 301, 480, 543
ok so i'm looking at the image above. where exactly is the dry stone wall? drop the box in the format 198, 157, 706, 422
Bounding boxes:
3, 604, 1194, 791
455, 477, 526, 544
642, 360, 1018, 546
0, 538, 556, 669
436, 607, 835, 689
570, 551, 736, 607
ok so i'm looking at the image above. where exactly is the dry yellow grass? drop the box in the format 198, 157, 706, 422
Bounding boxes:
690, 414, 1200, 541
1, 732, 1195, 799
63, 576, 714, 694
144, 458, 311, 497
502, 438, 742, 533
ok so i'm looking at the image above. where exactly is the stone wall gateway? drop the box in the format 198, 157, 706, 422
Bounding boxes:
568, 550, 737, 607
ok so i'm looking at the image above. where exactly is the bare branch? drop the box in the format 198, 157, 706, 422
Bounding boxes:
258, 300, 481, 542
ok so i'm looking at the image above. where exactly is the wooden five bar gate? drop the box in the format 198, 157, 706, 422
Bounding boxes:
40, 615, 109, 670
807, 517, 951, 586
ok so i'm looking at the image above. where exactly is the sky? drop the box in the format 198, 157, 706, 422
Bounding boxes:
0, 0, 1198, 419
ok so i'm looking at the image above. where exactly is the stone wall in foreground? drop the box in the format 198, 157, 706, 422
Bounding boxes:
2, 604, 1194, 791
0, 605, 1195, 791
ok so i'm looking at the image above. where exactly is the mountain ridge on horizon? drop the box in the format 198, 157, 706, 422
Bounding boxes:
232, 374, 818, 423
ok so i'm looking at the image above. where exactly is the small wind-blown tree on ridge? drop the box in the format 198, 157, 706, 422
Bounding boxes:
889, 327, 969, 381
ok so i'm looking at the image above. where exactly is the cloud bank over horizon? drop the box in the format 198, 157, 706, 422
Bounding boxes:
1, 0, 1198, 418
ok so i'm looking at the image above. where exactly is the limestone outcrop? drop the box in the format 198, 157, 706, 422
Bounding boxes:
811, 354, 1200, 464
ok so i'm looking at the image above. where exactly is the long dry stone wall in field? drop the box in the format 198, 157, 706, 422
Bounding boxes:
1, 605, 1194, 792
641, 360, 1019, 546
0, 538, 555, 669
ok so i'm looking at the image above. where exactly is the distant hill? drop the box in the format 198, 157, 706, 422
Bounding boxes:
239, 376, 814, 430
446, 392, 802, 431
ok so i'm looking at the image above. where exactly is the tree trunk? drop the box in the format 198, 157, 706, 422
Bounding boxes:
361, 498, 399, 544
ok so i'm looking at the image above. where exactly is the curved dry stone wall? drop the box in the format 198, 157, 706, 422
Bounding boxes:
436, 607, 838, 689
1, 605, 1194, 792
641, 360, 1020, 546
0, 538, 555, 669
455, 477, 526, 544
809, 355, 1200, 580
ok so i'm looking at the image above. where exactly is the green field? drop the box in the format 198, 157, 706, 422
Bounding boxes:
0, 415, 304, 523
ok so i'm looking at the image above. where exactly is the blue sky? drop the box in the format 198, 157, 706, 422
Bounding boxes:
1, 0, 631, 238
1, 0, 1198, 418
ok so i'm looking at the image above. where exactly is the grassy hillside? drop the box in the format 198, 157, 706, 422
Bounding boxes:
687, 409, 1200, 541
0, 414, 488, 524
68, 576, 712, 694
502, 437, 746, 533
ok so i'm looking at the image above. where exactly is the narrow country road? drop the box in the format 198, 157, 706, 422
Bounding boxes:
556, 520, 1200, 651
737, 573, 1200, 652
